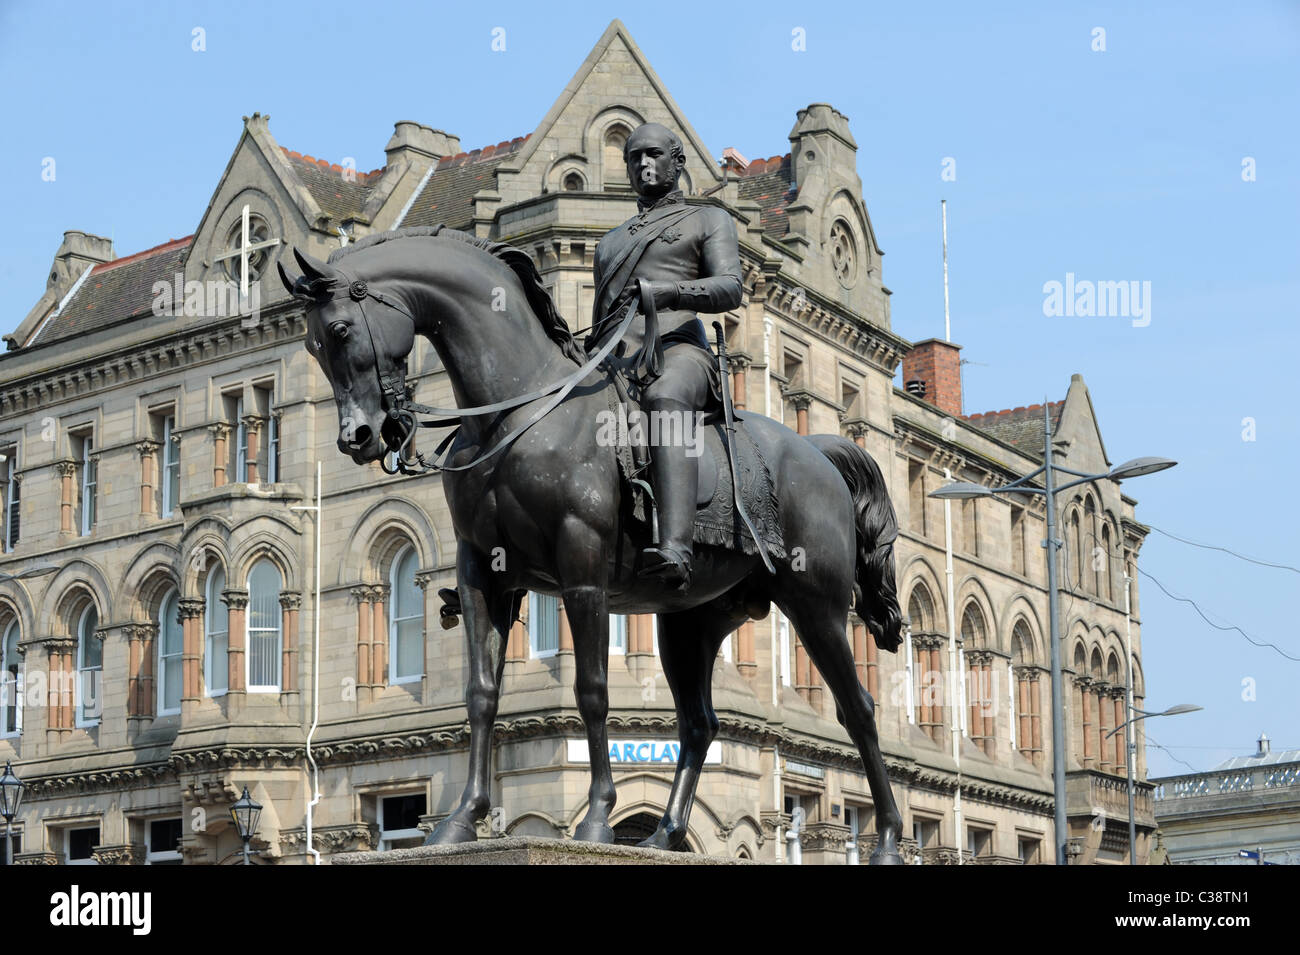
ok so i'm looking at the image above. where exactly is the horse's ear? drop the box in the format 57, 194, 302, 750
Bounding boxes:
293, 247, 334, 282
277, 259, 299, 296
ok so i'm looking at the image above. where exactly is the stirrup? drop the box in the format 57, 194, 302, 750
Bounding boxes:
639, 545, 692, 591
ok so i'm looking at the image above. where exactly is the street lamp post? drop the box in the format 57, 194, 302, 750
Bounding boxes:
0, 760, 23, 866
230, 785, 262, 866
1106, 702, 1200, 864
930, 403, 1175, 865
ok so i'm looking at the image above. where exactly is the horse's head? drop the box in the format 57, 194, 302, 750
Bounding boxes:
279, 247, 415, 465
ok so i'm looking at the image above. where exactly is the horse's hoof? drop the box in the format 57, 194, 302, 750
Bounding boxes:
573, 820, 616, 844
637, 825, 684, 851
424, 816, 478, 846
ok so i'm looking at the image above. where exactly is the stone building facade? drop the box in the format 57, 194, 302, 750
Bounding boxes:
1152, 736, 1300, 865
0, 20, 1154, 864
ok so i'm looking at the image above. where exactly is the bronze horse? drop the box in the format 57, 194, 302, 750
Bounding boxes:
282, 226, 906, 862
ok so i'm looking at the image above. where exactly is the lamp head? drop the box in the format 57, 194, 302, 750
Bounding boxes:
1109, 457, 1177, 480
928, 482, 993, 501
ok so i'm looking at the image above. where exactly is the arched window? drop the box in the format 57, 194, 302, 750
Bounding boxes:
562, 170, 585, 191
907, 584, 943, 742
1083, 497, 1098, 594
157, 589, 183, 715
603, 125, 630, 189
2, 617, 20, 736
1068, 509, 1083, 592
1011, 620, 1041, 765
1100, 524, 1114, 602
206, 566, 228, 695
247, 560, 282, 692
961, 604, 993, 753
76, 603, 101, 727
389, 545, 423, 684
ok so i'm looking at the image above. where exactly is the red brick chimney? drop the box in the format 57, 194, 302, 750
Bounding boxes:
902, 339, 963, 417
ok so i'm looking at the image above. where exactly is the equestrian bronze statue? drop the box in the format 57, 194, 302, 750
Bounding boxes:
282, 121, 907, 863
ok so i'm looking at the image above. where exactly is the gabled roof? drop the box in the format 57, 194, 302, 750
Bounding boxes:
963, 401, 1064, 458
735, 153, 797, 237
402, 136, 530, 231
279, 149, 384, 224
27, 237, 192, 347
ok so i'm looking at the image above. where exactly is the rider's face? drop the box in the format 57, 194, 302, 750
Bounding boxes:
625, 134, 679, 198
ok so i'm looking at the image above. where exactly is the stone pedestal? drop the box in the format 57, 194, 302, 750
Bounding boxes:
332, 835, 758, 866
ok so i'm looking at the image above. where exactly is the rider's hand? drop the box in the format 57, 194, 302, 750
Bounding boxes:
612, 279, 680, 314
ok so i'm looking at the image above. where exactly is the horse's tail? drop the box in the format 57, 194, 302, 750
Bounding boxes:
806, 434, 903, 653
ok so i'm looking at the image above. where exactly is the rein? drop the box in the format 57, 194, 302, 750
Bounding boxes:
330, 268, 662, 476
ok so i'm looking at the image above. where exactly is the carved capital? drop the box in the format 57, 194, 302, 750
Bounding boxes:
123, 623, 159, 642
967, 650, 994, 667
278, 591, 302, 612
413, 571, 434, 592
370, 584, 390, 602
351, 586, 374, 606
222, 588, 249, 611
42, 636, 77, 656
135, 440, 161, 459
782, 388, 815, 412
55, 460, 77, 479
178, 597, 206, 620
240, 414, 265, 434
1013, 664, 1041, 682
207, 423, 232, 440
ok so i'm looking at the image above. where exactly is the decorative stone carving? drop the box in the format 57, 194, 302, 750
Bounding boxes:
91, 842, 146, 865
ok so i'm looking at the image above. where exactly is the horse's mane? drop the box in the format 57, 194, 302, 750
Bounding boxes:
329, 225, 584, 366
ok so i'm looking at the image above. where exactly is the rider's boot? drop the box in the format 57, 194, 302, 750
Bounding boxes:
639, 402, 698, 591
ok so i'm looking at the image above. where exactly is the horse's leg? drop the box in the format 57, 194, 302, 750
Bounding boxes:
426, 542, 512, 845
565, 584, 618, 843
779, 593, 904, 865
640, 602, 738, 851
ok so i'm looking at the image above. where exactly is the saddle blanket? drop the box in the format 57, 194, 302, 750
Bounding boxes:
604, 389, 786, 561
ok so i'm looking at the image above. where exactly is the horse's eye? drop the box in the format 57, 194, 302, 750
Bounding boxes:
331, 322, 349, 340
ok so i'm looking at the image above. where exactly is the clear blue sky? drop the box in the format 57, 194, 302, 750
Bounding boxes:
2, 1, 1296, 776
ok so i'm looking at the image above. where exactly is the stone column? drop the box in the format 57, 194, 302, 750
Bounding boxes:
865, 626, 879, 698
56, 461, 76, 534
136, 440, 160, 517
280, 592, 302, 696
794, 636, 810, 703
208, 424, 230, 488
352, 587, 374, 704
1078, 677, 1095, 768
43, 638, 75, 740
788, 391, 813, 436
242, 415, 264, 484
736, 620, 757, 683
1098, 684, 1113, 773
506, 595, 527, 667
224, 589, 249, 693
370, 584, 389, 688
558, 602, 574, 653
124, 624, 159, 720
846, 421, 869, 450
1113, 691, 1126, 771
728, 355, 750, 412
178, 597, 205, 706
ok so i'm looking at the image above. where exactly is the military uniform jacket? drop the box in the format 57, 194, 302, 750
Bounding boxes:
588, 189, 744, 356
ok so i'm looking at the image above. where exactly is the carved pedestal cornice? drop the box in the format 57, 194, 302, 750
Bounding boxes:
91, 842, 146, 865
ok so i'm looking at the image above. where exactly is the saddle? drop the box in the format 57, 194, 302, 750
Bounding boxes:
601, 369, 786, 562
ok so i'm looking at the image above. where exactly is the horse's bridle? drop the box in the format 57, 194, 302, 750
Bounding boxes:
310, 267, 659, 476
